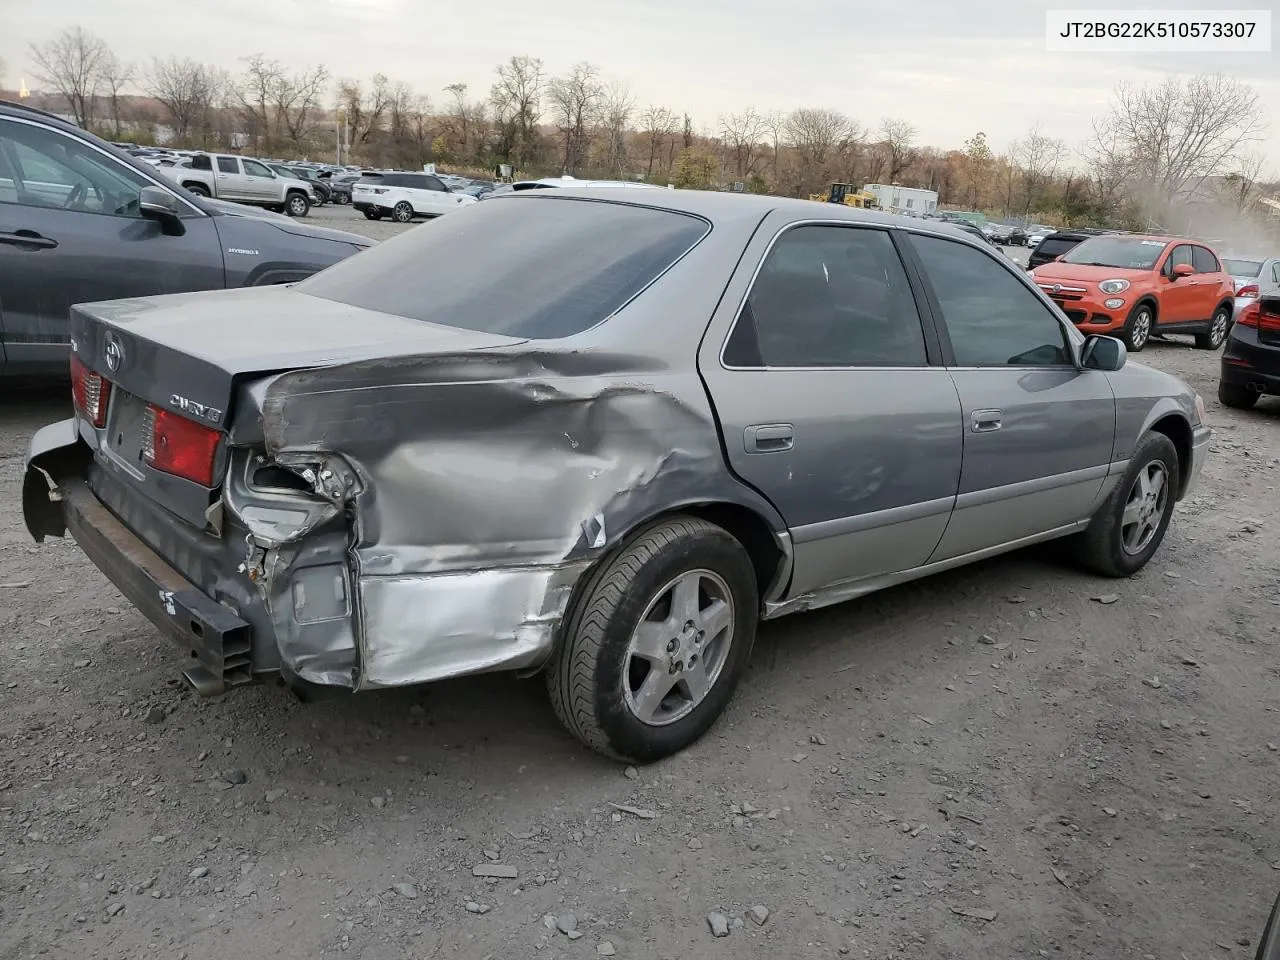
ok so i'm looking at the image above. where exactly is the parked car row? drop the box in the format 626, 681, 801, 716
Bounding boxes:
0, 99, 372, 378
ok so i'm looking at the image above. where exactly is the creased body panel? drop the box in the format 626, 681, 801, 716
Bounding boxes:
257, 350, 786, 688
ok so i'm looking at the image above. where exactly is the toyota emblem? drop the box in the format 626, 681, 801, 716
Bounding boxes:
103, 333, 124, 372
1051, 283, 1062, 294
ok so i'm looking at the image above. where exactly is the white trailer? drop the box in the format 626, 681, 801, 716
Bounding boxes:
863, 183, 938, 216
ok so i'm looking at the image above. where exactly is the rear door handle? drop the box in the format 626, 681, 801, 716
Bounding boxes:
744, 423, 794, 453
0, 230, 57, 250
971, 409, 1002, 432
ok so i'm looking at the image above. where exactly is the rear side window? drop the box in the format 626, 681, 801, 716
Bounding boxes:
216, 157, 238, 174
725, 225, 927, 367
1192, 246, 1220, 273
191, 155, 213, 170
379, 174, 406, 187
299, 196, 709, 339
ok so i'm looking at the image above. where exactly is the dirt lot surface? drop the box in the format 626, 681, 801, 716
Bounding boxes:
2, 216, 1277, 960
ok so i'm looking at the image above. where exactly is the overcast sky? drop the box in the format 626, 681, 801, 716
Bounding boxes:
2, 0, 1277, 169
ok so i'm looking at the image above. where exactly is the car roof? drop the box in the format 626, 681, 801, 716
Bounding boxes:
496, 188, 1001, 243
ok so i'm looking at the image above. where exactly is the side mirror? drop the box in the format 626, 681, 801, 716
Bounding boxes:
1172, 263, 1194, 278
138, 186, 185, 235
1081, 334, 1126, 371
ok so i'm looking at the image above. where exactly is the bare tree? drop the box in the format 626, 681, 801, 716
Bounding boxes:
547, 62, 603, 174
720, 107, 767, 179
1102, 74, 1264, 203
639, 105, 677, 177
764, 109, 787, 184
336, 73, 391, 147
237, 54, 283, 149
1217, 151, 1269, 213
98, 51, 134, 139
1081, 117, 1135, 220
145, 57, 227, 145
785, 108, 858, 195
489, 55, 544, 169
879, 117, 919, 183
597, 80, 634, 176
1014, 124, 1066, 215
28, 27, 108, 127
279, 64, 329, 151
960, 131, 993, 208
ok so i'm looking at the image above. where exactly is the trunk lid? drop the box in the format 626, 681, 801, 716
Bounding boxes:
72, 284, 526, 430
71, 285, 526, 528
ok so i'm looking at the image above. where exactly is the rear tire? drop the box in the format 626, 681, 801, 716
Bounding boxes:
392, 200, 415, 223
1195, 305, 1231, 350
1122, 302, 1155, 352
1218, 381, 1258, 410
546, 516, 759, 763
184, 182, 210, 197
1070, 431, 1180, 578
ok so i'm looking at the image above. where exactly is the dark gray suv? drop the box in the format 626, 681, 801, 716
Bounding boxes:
0, 101, 373, 377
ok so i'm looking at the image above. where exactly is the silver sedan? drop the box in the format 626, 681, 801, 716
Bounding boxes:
25, 190, 1211, 763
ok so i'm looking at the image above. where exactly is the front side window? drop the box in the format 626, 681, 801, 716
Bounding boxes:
725, 225, 927, 367
299, 196, 708, 339
0, 118, 150, 217
1166, 244, 1194, 274
910, 233, 1072, 367
242, 159, 272, 178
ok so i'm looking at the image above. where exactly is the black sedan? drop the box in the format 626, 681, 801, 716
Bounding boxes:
1219, 294, 1280, 409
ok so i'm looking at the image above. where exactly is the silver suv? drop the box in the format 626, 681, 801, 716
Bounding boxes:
25, 190, 1210, 763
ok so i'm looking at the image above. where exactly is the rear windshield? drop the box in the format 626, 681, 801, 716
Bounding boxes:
1062, 236, 1168, 270
1222, 258, 1263, 277
1036, 236, 1081, 257
298, 196, 709, 339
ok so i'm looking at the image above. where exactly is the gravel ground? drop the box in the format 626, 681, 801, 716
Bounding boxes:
2, 219, 1278, 959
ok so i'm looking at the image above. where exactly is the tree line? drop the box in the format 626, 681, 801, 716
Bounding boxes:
18, 25, 1275, 228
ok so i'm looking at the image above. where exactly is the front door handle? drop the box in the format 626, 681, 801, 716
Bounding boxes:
971, 409, 1002, 432
0, 230, 57, 250
744, 423, 794, 453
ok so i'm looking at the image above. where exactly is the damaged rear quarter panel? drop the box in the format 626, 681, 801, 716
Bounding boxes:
252, 211, 787, 690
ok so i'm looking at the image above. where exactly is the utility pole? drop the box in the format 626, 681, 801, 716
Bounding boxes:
336, 110, 346, 166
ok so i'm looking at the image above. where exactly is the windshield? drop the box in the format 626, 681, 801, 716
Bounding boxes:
1062, 236, 1168, 269
1222, 258, 1264, 277
298, 196, 709, 339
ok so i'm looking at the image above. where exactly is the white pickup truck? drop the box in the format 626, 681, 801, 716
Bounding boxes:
158, 153, 316, 217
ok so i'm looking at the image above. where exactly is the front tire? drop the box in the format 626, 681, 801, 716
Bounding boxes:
1218, 381, 1259, 410
1070, 431, 1180, 578
285, 192, 310, 218
1195, 305, 1231, 350
392, 200, 415, 223
1122, 302, 1155, 352
547, 516, 759, 763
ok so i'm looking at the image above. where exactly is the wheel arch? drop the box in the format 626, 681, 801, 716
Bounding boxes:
1215, 297, 1235, 320
584, 498, 793, 610
1132, 294, 1159, 320
1147, 412, 1193, 499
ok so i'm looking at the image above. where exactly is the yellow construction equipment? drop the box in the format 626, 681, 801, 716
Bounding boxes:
808, 182, 879, 208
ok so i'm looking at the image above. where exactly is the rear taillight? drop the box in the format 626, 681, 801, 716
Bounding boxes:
1238, 284, 1259, 299
1238, 302, 1260, 327
70, 354, 111, 427
1262, 304, 1280, 333
142, 404, 221, 487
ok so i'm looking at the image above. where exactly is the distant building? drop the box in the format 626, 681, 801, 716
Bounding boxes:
863, 183, 938, 216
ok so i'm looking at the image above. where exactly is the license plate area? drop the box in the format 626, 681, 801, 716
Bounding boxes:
102, 388, 151, 477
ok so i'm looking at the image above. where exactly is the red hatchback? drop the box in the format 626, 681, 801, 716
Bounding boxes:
1030, 235, 1235, 352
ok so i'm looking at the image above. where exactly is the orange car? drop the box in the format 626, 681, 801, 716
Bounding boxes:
1029, 234, 1235, 352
